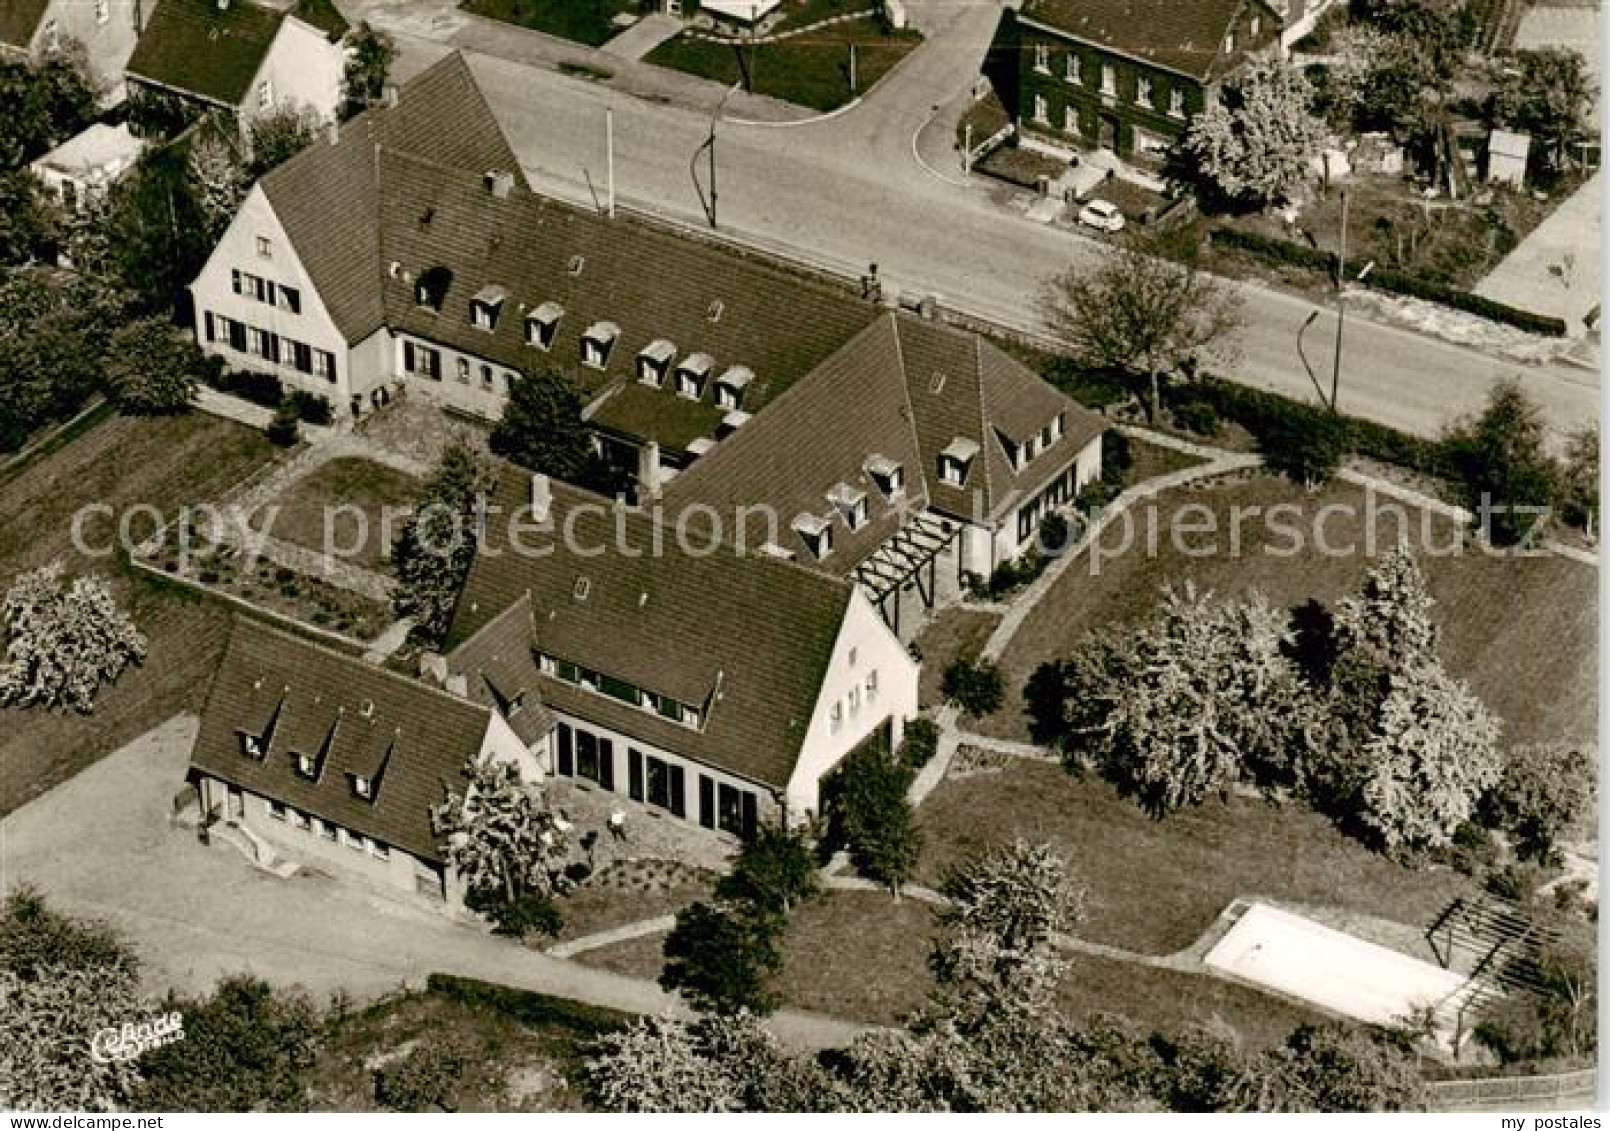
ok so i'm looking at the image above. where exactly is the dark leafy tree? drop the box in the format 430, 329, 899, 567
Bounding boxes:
392, 441, 497, 643
830, 745, 921, 893
341, 23, 398, 120
246, 105, 320, 178
1482, 743, 1596, 864
1488, 48, 1593, 170
0, 47, 97, 169
1475, 926, 1596, 1063
490, 367, 617, 492
0, 270, 118, 450
1258, 409, 1351, 486
374, 1033, 488, 1112
0, 170, 62, 265
134, 976, 320, 1111
1556, 424, 1598, 538
1042, 225, 1243, 422
716, 823, 819, 915
100, 146, 214, 316
1266, 1024, 1427, 1111
1444, 377, 1558, 547
660, 901, 783, 1016
939, 655, 1005, 718
104, 318, 207, 414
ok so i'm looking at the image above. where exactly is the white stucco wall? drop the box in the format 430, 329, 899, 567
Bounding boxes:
191, 184, 351, 404
30, 0, 146, 104
785, 588, 919, 818
393, 332, 520, 421
240, 16, 345, 125
477, 709, 545, 784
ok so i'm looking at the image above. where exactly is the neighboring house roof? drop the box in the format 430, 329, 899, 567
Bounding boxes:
257, 52, 522, 344
190, 618, 493, 863
1488, 129, 1530, 160
1019, 0, 1261, 81
30, 122, 145, 179
447, 471, 855, 792
126, 0, 292, 107
0, 0, 51, 49
658, 311, 1106, 571
291, 0, 349, 41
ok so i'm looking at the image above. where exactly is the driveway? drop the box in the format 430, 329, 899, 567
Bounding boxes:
0, 714, 863, 1052
1475, 173, 1602, 336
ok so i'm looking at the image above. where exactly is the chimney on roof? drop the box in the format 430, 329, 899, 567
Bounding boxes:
383, 83, 400, 109
530, 473, 551, 522
919, 293, 941, 320
444, 674, 468, 698
326, 120, 339, 146
637, 441, 663, 500
485, 170, 514, 199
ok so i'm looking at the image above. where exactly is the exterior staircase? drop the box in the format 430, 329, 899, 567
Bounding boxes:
210, 821, 301, 879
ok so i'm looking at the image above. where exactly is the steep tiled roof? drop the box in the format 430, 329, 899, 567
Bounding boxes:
257, 52, 521, 343
0, 0, 51, 49
1020, 0, 1259, 81
126, 0, 287, 107
374, 152, 876, 434
659, 316, 929, 573
190, 618, 493, 862
447, 470, 854, 791
291, 0, 349, 41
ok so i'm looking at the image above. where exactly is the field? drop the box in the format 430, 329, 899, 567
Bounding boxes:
251, 456, 421, 572
916, 759, 1477, 958
980, 472, 1597, 750
0, 409, 279, 815
458, 0, 638, 48
646, 17, 922, 113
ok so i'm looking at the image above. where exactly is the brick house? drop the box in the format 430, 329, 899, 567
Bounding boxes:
990, 0, 1282, 163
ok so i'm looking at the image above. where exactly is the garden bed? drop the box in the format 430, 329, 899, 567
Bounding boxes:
646, 16, 921, 113
251, 457, 421, 572
975, 144, 1069, 190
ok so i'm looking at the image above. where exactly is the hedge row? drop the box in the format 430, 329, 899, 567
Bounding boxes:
1208, 228, 1568, 337
1186, 375, 1458, 480
425, 973, 634, 1036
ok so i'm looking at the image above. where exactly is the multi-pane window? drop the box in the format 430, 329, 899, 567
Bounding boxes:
256, 235, 272, 259
257, 81, 273, 111
1169, 88, 1186, 117
1065, 53, 1081, 84
95, 0, 109, 25
480, 364, 494, 391
403, 340, 441, 380
1101, 65, 1116, 96
1033, 43, 1049, 73
456, 357, 470, 383
1064, 104, 1079, 134
1137, 77, 1153, 106
629, 749, 686, 817
1032, 93, 1049, 123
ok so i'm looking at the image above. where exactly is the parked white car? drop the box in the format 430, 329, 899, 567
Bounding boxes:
1077, 198, 1125, 233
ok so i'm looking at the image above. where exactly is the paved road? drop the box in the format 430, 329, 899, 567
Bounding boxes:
362, 0, 1598, 442
0, 715, 863, 1053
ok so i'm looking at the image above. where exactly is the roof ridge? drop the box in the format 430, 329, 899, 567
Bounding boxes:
973, 333, 995, 509
228, 615, 494, 721
886, 310, 931, 503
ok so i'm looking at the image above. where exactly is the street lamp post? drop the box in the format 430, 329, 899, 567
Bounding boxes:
692, 82, 743, 229
1329, 188, 1348, 414
1296, 309, 1327, 407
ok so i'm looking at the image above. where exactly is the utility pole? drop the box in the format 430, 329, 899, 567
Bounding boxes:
849, 41, 857, 95
605, 106, 615, 219
1330, 188, 1348, 414
963, 122, 973, 176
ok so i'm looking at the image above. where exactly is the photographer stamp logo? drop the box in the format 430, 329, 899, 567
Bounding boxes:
90, 1011, 185, 1063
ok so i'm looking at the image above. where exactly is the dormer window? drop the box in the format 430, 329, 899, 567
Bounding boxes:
939, 437, 980, 486
793, 513, 834, 559
415, 266, 452, 312
294, 752, 318, 779
681, 705, 702, 728
675, 353, 714, 399
1224, 31, 1236, 52
352, 775, 373, 799
865, 454, 905, 497
470, 286, 506, 331
238, 731, 266, 760
828, 483, 868, 531
638, 339, 676, 386
714, 366, 753, 410
581, 322, 619, 369
526, 301, 563, 350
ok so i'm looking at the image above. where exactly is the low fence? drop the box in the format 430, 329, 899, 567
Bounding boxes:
1426, 1067, 1596, 1109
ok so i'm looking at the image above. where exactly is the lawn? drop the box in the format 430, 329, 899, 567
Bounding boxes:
0, 409, 279, 816
552, 872, 713, 945
916, 759, 1478, 957
459, 0, 638, 48
913, 606, 1000, 708
980, 472, 1596, 751
646, 17, 922, 113
251, 456, 421, 572
308, 988, 595, 1111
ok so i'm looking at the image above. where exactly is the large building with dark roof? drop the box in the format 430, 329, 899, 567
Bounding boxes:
189, 618, 539, 902
988, 0, 1283, 163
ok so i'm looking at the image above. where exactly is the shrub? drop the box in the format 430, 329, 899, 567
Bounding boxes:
474, 889, 563, 939
827, 744, 921, 892
284, 389, 333, 425
266, 403, 300, 447
1171, 399, 1220, 436
1259, 407, 1351, 485
940, 656, 1006, 718
896, 716, 941, 770
1043, 358, 1132, 409
210, 367, 283, 408
1100, 429, 1132, 487
374, 1034, 479, 1112
1037, 511, 1072, 556
425, 974, 629, 1036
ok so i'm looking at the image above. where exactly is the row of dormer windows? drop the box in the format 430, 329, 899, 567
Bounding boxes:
536, 651, 705, 730
237, 728, 378, 802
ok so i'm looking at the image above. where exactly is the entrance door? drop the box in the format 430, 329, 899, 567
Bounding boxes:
1100, 113, 1120, 151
